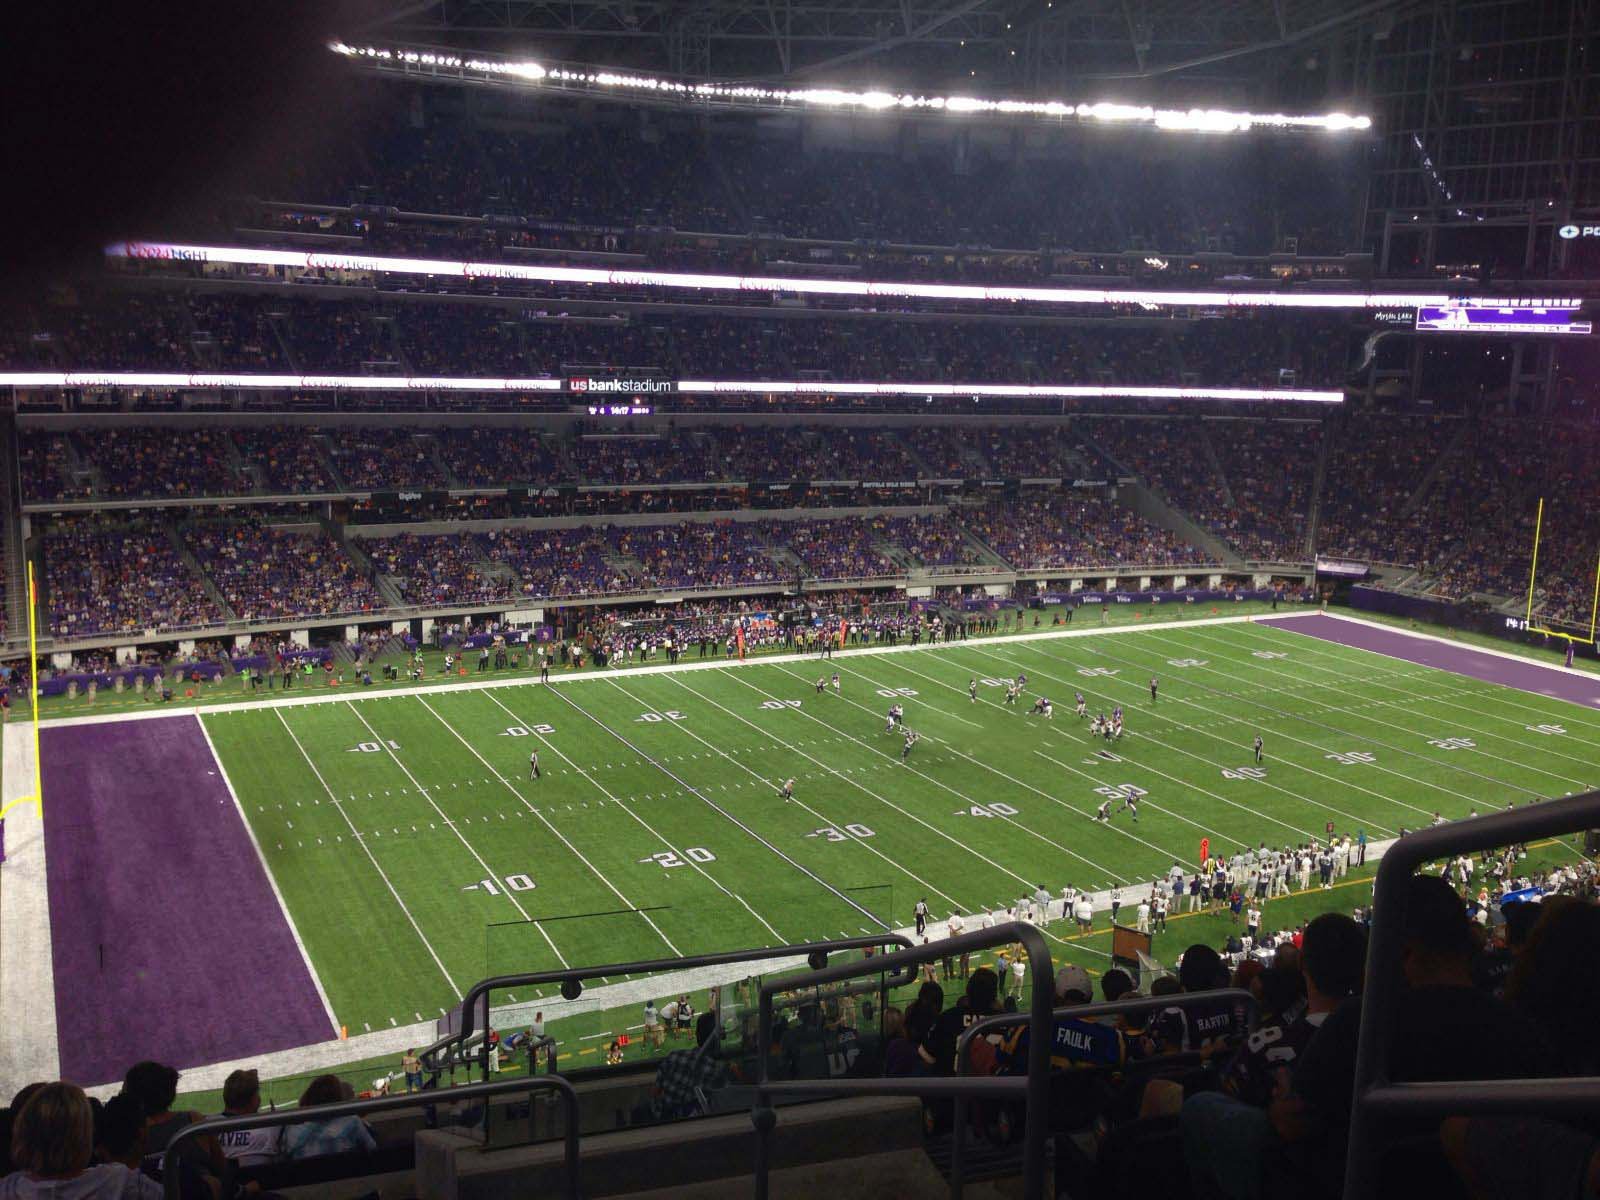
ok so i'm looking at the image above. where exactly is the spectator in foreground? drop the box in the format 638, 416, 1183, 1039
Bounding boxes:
119, 1062, 218, 1181
216, 1069, 279, 1168
282, 1076, 375, 1161
1441, 898, 1600, 1200
1, 1082, 161, 1199
652, 1013, 728, 1120
0, 1085, 47, 1178
1179, 912, 1366, 1192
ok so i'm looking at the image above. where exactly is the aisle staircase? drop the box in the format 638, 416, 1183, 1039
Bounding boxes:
1303, 423, 1335, 557
165, 521, 237, 619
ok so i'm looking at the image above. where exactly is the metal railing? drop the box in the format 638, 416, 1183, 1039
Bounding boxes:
160, 1074, 582, 1200
750, 921, 1055, 1200
421, 934, 916, 1081
948, 988, 1258, 1200
1343, 790, 1600, 1200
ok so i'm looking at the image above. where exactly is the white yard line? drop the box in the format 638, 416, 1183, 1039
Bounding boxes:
704, 665, 1130, 888
343, 701, 538, 929
868, 650, 1317, 844
534, 683, 879, 934
274, 709, 461, 994
1272, 611, 1600, 703
1220, 625, 1600, 775
0, 722, 59, 1097
1179, 626, 1597, 789
980, 641, 1432, 828
1044, 633, 1526, 810
197, 714, 339, 1036
637, 675, 969, 916
419, 694, 687, 955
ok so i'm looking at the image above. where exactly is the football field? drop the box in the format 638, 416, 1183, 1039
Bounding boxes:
199, 612, 1600, 1036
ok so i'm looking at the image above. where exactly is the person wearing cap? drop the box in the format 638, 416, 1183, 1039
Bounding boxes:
216, 1069, 282, 1167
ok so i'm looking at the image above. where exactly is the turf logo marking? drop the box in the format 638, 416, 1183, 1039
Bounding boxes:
1221, 766, 1268, 780
1252, 650, 1290, 660
1524, 723, 1566, 736
1427, 737, 1476, 750
956, 803, 1020, 818
1166, 658, 1208, 667
635, 710, 686, 723
806, 824, 876, 841
639, 847, 716, 868
1094, 784, 1148, 801
875, 687, 918, 698
500, 724, 556, 736
1078, 667, 1118, 677
1324, 750, 1377, 765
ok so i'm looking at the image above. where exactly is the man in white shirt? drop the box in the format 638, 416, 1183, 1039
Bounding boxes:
944, 913, 966, 979
1073, 894, 1093, 932
659, 997, 681, 1041
1136, 896, 1151, 933
1033, 884, 1053, 927
1152, 890, 1169, 933
217, 1070, 280, 1167
1060, 884, 1077, 921
1246, 905, 1262, 940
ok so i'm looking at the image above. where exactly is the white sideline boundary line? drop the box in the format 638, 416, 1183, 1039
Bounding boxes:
1261, 611, 1600, 708
37, 609, 1288, 732
196, 714, 341, 1037
0, 722, 60, 1098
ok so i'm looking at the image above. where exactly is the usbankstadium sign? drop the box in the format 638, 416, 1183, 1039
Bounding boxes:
567, 377, 675, 394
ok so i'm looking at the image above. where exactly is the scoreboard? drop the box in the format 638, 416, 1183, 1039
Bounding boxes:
1414, 305, 1592, 335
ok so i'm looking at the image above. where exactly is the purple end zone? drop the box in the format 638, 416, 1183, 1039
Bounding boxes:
1259, 614, 1600, 712
44, 716, 333, 1087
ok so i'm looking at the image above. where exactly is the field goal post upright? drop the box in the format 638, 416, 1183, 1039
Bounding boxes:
0, 563, 44, 862
1523, 498, 1600, 649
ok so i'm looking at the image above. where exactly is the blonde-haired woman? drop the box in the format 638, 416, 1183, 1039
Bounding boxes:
2, 1081, 160, 1198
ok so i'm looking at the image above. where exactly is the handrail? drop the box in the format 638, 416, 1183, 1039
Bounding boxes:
1343, 791, 1600, 1200
752, 920, 1054, 1200
948, 988, 1257, 1199
421, 934, 917, 1079
160, 1074, 582, 1200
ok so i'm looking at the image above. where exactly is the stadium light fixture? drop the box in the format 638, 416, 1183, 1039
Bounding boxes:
106, 242, 1582, 313
328, 42, 1374, 134
0, 370, 1343, 404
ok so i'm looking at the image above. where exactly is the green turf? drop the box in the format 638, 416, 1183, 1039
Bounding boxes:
196, 610, 1600, 1046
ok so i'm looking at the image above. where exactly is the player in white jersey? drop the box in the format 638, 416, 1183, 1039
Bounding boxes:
901, 729, 920, 761
831, 673, 841, 695
529, 750, 541, 780
1075, 692, 1087, 718
1029, 697, 1053, 719
969, 678, 979, 703
778, 778, 795, 801
1004, 683, 1019, 706
1094, 799, 1112, 822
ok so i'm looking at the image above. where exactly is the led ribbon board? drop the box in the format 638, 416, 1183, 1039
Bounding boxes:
0, 371, 1342, 403
105, 242, 1582, 314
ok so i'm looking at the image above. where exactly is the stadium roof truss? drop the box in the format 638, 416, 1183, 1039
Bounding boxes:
363, 0, 1406, 88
